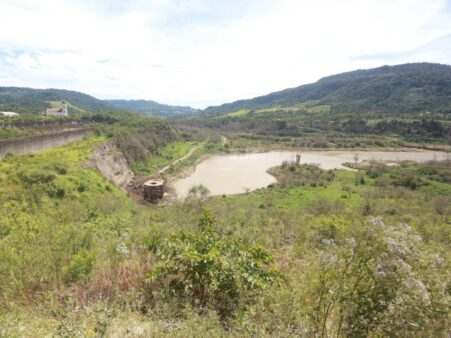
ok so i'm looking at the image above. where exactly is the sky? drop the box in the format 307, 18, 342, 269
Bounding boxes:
0, 0, 450, 108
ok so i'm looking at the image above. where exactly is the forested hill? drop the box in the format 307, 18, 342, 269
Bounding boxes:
0, 87, 114, 113
204, 63, 451, 115
106, 99, 200, 116
0, 87, 199, 116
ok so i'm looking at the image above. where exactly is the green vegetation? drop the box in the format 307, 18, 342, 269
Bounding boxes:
90, 111, 180, 168
0, 128, 41, 139
167, 135, 225, 175
306, 104, 331, 113
149, 208, 280, 320
132, 140, 200, 174
0, 87, 114, 114
0, 137, 129, 300
204, 63, 451, 116
47, 100, 85, 113
1, 130, 449, 336
226, 109, 250, 117
183, 114, 449, 148
1, 63, 450, 336
268, 162, 336, 187
131, 133, 225, 176
0, 87, 199, 116
180, 63, 450, 147
106, 99, 199, 117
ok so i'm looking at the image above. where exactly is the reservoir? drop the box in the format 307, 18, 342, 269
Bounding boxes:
173, 150, 448, 198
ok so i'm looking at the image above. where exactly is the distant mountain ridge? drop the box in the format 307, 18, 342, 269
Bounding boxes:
2, 63, 451, 117
106, 99, 200, 116
0, 87, 113, 113
0, 87, 198, 116
204, 63, 451, 115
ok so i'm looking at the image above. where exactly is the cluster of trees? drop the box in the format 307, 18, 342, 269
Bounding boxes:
91, 112, 180, 166
335, 118, 449, 140
268, 162, 335, 187
183, 112, 449, 143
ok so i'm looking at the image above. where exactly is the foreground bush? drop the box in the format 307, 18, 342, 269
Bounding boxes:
309, 217, 448, 337
148, 209, 281, 319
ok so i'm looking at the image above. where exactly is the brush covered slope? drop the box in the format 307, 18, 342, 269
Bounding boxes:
204, 63, 451, 115
181, 63, 451, 146
1, 141, 449, 336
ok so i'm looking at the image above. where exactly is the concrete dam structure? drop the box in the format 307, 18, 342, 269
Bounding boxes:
0, 128, 93, 159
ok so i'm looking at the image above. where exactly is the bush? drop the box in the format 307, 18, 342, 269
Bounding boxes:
63, 249, 95, 285
311, 217, 447, 337
434, 196, 450, 215
18, 169, 55, 186
148, 209, 281, 319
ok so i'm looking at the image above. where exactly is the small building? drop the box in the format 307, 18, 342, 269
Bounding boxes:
0, 111, 19, 117
43, 100, 68, 117
143, 179, 165, 202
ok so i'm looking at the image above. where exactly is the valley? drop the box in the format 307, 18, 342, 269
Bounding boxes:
0, 63, 450, 337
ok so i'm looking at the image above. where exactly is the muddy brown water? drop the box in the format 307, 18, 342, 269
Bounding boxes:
173, 150, 448, 198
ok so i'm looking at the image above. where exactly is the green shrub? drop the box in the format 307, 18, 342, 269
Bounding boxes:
148, 209, 281, 319
18, 169, 55, 186
311, 217, 447, 337
62, 249, 95, 285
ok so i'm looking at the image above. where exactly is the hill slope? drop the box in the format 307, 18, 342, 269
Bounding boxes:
0, 87, 114, 113
204, 63, 451, 115
106, 99, 200, 116
0, 87, 200, 116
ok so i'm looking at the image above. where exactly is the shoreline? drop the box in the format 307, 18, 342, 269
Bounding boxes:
164, 147, 449, 201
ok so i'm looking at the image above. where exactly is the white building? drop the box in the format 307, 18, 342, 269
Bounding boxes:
43, 100, 68, 117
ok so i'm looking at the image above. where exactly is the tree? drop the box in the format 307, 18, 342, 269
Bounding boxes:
148, 209, 281, 319
188, 184, 210, 202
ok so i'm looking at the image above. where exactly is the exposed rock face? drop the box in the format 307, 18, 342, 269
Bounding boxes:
85, 141, 134, 190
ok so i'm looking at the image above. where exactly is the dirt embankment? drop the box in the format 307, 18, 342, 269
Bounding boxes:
84, 141, 134, 191
86, 141, 204, 204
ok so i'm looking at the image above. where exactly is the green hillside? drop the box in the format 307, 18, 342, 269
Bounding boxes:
0, 81, 450, 336
106, 99, 200, 116
180, 63, 451, 146
0, 87, 114, 114
0, 87, 200, 117
204, 63, 451, 115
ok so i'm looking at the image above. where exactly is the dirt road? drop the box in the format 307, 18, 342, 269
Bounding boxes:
158, 145, 203, 174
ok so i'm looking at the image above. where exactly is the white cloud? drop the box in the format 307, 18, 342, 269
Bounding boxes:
0, 0, 450, 108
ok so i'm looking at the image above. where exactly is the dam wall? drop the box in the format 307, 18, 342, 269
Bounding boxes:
0, 119, 87, 130
0, 128, 93, 159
